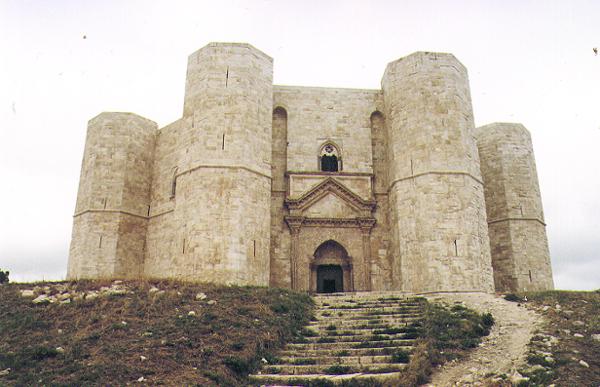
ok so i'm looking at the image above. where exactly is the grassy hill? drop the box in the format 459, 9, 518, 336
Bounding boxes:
0, 280, 312, 385
1, 280, 596, 386
515, 290, 600, 386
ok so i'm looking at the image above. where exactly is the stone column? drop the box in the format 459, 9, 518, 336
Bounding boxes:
342, 263, 354, 292
359, 218, 376, 291
285, 216, 304, 290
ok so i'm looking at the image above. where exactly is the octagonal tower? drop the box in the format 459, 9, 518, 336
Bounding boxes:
382, 52, 494, 292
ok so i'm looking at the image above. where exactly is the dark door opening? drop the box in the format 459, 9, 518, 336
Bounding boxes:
317, 265, 343, 293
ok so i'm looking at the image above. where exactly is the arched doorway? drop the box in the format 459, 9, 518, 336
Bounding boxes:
317, 265, 343, 293
310, 240, 353, 293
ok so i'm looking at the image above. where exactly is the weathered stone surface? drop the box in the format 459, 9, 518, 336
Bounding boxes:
67, 42, 553, 293
474, 123, 554, 292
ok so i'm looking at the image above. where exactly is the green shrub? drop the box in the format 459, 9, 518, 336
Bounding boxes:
317, 337, 335, 343
323, 364, 353, 374
390, 349, 410, 363
223, 355, 252, 375
0, 270, 8, 284
482, 312, 495, 327
30, 346, 59, 360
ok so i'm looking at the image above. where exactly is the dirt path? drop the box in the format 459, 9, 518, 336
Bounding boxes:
423, 292, 543, 386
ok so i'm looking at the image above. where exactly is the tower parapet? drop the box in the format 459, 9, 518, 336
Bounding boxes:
382, 52, 494, 292
68, 112, 157, 279
475, 123, 554, 291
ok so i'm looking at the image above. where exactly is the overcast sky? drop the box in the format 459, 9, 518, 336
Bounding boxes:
0, 0, 598, 289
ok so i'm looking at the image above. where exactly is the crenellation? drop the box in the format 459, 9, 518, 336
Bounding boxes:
68, 43, 553, 293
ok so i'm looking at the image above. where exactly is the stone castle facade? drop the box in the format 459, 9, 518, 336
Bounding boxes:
68, 42, 554, 293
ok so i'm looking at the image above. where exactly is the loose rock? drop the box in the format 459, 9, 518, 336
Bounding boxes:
32, 294, 50, 304
196, 292, 207, 300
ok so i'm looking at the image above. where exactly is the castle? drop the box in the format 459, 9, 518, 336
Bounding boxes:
68, 42, 554, 293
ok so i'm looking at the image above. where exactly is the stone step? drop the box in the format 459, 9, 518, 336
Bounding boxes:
262, 362, 407, 375
299, 332, 417, 344
250, 293, 427, 385
312, 291, 414, 299
249, 371, 405, 385
278, 345, 414, 358
278, 354, 405, 366
285, 338, 417, 350
309, 312, 423, 325
317, 307, 423, 315
317, 305, 422, 313
308, 320, 421, 330
305, 327, 420, 338
315, 301, 423, 308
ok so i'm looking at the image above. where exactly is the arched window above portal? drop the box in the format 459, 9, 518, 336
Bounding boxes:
319, 142, 342, 172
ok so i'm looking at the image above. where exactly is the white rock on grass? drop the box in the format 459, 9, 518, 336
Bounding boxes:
574, 333, 584, 338
85, 293, 98, 301
20, 289, 35, 297
195, 292, 207, 300
592, 334, 600, 342
148, 287, 160, 293
0, 368, 10, 376
579, 360, 589, 368
188, 311, 196, 316
207, 300, 217, 305
509, 371, 529, 384
55, 347, 65, 354
32, 294, 50, 304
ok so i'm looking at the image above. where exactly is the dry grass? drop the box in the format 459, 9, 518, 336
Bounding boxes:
0, 280, 313, 386
517, 290, 600, 386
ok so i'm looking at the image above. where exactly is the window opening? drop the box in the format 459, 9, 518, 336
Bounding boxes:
319, 143, 341, 172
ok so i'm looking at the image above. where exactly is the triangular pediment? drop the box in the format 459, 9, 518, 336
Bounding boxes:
285, 177, 375, 214
302, 192, 358, 218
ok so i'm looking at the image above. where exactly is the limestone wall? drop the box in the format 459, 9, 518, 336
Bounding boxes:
68, 112, 157, 279
270, 107, 291, 287
475, 123, 554, 291
273, 86, 381, 173
145, 43, 273, 285
144, 118, 185, 278
382, 52, 494, 293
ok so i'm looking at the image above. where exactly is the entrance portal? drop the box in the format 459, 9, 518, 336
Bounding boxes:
317, 265, 343, 293
310, 240, 353, 293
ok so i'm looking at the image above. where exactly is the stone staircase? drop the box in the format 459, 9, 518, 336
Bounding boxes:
250, 293, 426, 386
